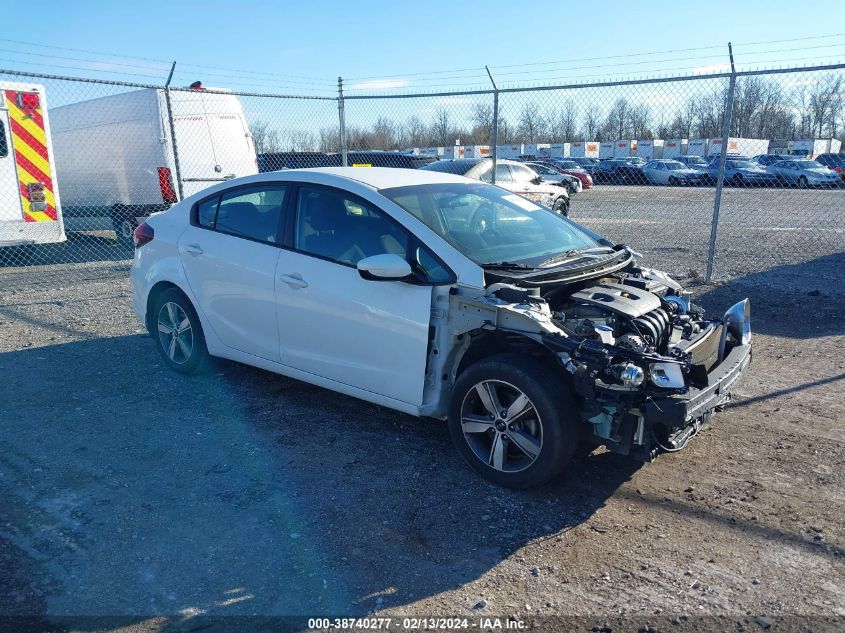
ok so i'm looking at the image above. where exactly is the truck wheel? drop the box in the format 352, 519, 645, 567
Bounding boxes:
111, 205, 137, 247
448, 354, 580, 489
552, 197, 569, 216
152, 288, 211, 375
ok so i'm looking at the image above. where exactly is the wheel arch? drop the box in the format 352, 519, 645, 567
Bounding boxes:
454, 330, 565, 383
145, 280, 191, 335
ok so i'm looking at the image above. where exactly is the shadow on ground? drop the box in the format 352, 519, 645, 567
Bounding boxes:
0, 335, 640, 627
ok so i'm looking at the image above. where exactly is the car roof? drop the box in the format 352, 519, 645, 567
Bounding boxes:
281, 166, 476, 189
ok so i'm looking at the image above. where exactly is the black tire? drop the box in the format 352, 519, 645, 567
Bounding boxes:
668, 176, 679, 186
733, 174, 744, 188
798, 176, 809, 189
552, 196, 569, 216
151, 288, 210, 375
111, 205, 137, 247
448, 353, 580, 488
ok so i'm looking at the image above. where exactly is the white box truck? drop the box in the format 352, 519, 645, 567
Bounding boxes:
636, 139, 664, 160
663, 139, 688, 159
707, 137, 768, 157
51, 83, 257, 244
0, 81, 65, 249
688, 139, 708, 157
613, 140, 637, 158
599, 142, 615, 159
791, 139, 842, 158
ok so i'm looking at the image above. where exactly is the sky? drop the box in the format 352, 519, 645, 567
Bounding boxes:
3, 0, 845, 96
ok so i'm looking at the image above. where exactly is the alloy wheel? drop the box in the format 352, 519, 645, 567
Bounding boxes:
157, 301, 193, 365
460, 379, 543, 473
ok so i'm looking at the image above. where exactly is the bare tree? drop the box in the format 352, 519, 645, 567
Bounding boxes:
516, 102, 547, 143
430, 109, 452, 145
250, 120, 282, 154
582, 104, 600, 140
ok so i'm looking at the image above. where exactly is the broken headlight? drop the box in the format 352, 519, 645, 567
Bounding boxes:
723, 299, 751, 345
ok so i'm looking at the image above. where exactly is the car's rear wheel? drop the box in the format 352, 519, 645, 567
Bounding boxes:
448, 354, 580, 488
798, 176, 809, 189
552, 197, 569, 216
668, 176, 679, 186
152, 288, 210, 375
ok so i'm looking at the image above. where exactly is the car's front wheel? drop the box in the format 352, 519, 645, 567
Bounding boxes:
448, 354, 580, 488
552, 197, 569, 216
152, 288, 210, 374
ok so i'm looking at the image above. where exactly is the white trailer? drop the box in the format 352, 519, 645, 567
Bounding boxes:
547, 143, 568, 158
51, 83, 257, 243
463, 145, 490, 159
687, 139, 708, 157
496, 144, 524, 159
523, 143, 538, 156
570, 141, 599, 158
636, 139, 664, 160
599, 142, 615, 159
443, 146, 466, 159
791, 139, 842, 158
0, 82, 65, 249
613, 140, 637, 158
707, 137, 768, 157
663, 139, 688, 159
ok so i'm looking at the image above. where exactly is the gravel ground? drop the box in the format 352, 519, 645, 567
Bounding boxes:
0, 186, 843, 633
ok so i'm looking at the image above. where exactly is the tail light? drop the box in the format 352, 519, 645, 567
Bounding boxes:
17, 92, 40, 109
158, 167, 178, 204
133, 221, 154, 248
27, 182, 47, 210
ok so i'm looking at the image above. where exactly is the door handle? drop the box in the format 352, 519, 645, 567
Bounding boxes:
280, 273, 308, 289
182, 244, 204, 256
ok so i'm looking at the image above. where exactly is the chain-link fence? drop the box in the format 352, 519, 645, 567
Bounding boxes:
0, 63, 843, 298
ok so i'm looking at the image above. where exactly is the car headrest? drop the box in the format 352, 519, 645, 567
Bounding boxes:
307, 194, 350, 232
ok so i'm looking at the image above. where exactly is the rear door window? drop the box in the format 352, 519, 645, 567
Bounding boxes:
197, 184, 288, 243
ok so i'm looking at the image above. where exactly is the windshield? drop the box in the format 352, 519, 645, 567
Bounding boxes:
557, 161, 578, 168
794, 160, 824, 169
380, 182, 600, 266
730, 161, 758, 169
664, 161, 686, 170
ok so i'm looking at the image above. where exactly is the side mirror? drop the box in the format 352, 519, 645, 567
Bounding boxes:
531, 176, 543, 185
357, 253, 413, 281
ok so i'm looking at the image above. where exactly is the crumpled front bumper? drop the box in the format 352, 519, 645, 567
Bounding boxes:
644, 343, 752, 428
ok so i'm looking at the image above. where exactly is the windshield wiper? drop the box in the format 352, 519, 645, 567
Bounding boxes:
539, 246, 614, 266
481, 261, 535, 271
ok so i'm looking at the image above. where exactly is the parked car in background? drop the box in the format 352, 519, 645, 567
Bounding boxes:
705, 158, 776, 187
675, 155, 709, 172
568, 157, 601, 175
540, 159, 593, 189
814, 153, 845, 182
525, 162, 582, 194
752, 153, 798, 167
258, 152, 328, 171
131, 167, 752, 488
592, 158, 647, 185
423, 158, 570, 214
641, 160, 706, 186
766, 159, 843, 188
323, 151, 438, 169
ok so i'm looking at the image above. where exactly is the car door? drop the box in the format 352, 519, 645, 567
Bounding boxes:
178, 183, 289, 362
274, 184, 446, 407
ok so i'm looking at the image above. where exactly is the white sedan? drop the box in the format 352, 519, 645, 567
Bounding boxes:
131, 168, 751, 488
641, 159, 705, 186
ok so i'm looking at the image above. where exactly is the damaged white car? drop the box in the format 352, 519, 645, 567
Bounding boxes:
131, 168, 752, 488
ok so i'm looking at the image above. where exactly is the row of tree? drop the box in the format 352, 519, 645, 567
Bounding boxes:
250, 74, 845, 154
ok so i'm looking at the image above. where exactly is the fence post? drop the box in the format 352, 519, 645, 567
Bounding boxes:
485, 66, 499, 184
337, 76, 348, 167
163, 61, 185, 200
705, 44, 737, 283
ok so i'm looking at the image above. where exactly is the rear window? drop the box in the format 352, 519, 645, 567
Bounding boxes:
422, 160, 480, 175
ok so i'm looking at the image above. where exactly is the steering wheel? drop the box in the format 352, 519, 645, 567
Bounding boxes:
468, 203, 503, 245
